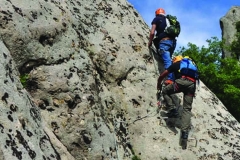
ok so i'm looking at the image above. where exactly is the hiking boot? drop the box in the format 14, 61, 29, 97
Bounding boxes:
166, 108, 179, 118
181, 131, 188, 150
181, 131, 188, 139
164, 79, 173, 85
181, 139, 187, 150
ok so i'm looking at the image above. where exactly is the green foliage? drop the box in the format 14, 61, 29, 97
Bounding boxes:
132, 155, 141, 160
176, 37, 240, 122
236, 21, 240, 32
20, 74, 29, 88
130, 147, 141, 160
216, 58, 240, 114
230, 21, 240, 59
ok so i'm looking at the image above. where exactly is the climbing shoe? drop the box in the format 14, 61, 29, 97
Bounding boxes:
166, 108, 179, 118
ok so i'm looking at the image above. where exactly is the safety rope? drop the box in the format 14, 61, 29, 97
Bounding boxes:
112, 107, 160, 160
149, 46, 159, 75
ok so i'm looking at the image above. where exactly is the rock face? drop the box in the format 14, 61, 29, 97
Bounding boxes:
0, 0, 239, 160
220, 6, 240, 58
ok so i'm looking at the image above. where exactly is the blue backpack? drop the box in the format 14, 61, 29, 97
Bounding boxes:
180, 57, 199, 80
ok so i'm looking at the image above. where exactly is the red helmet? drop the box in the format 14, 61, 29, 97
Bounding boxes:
155, 8, 165, 15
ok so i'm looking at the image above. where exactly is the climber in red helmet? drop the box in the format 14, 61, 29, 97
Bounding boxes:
148, 8, 177, 85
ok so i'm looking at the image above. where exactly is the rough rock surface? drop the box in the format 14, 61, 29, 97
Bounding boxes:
220, 6, 240, 58
0, 0, 239, 160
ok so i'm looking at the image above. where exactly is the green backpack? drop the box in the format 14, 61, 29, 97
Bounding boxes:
165, 14, 181, 37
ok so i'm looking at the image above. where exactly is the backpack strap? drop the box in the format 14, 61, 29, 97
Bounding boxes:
165, 16, 170, 28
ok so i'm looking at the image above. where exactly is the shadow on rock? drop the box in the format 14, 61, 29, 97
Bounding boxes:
159, 105, 183, 134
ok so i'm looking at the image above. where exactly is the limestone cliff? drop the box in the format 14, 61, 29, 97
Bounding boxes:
220, 6, 240, 58
0, 0, 239, 160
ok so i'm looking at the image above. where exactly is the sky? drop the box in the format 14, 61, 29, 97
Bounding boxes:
127, 0, 240, 50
